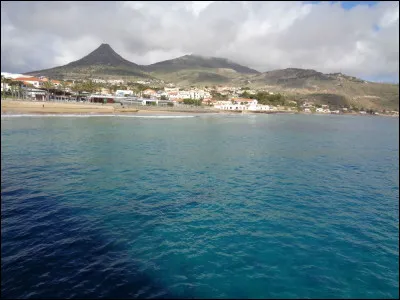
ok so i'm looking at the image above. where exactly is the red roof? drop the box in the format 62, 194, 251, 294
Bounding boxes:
13, 77, 42, 82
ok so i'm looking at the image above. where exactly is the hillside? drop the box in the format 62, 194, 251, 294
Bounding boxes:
247, 68, 399, 110
25, 44, 151, 80
144, 54, 259, 74
23, 43, 398, 110
143, 54, 260, 86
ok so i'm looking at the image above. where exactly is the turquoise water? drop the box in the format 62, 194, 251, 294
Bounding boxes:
1, 114, 399, 299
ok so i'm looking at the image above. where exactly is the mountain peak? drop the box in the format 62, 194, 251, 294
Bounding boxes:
96, 43, 113, 51
24, 43, 147, 78
63, 43, 140, 68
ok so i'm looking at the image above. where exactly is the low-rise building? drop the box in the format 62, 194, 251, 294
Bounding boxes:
13, 77, 44, 88
142, 88, 157, 98
115, 89, 134, 97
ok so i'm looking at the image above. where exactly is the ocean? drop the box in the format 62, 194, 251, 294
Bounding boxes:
1, 113, 399, 299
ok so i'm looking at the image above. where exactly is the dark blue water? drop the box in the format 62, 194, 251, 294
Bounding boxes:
1, 114, 399, 299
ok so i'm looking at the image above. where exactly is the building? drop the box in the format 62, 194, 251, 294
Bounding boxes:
24, 88, 47, 101
214, 99, 270, 111
92, 78, 107, 83
51, 80, 61, 88
142, 89, 157, 98
115, 89, 134, 97
107, 79, 124, 85
13, 77, 44, 88
164, 87, 179, 93
89, 94, 115, 103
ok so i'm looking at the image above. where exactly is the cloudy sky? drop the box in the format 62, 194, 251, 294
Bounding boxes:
1, 1, 399, 82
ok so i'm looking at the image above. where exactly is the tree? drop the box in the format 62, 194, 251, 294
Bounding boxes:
183, 98, 202, 106
160, 95, 168, 100
60, 81, 67, 96
83, 80, 96, 94
43, 80, 54, 101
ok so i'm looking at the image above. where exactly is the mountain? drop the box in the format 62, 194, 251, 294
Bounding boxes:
25, 44, 150, 79
23, 43, 398, 110
144, 54, 260, 74
143, 54, 260, 86
248, 68, 399, 110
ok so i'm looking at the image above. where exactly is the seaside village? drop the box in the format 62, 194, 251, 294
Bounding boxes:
1, 72, 399, 116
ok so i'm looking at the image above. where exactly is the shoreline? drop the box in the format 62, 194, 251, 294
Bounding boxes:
1, 100, 398, 117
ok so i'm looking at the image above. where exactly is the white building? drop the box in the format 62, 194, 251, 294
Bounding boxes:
107, 79, 124, 85
92, 78, 107, 84
115, 90, 134, 97
214, 99, 271, 111
13, 77, 44, 88
164, 87, 179, 93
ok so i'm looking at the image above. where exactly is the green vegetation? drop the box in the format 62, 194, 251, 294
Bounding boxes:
183, 98, 202, 106
211, 91, 228, 100
239, 91, 286, 105
21, 43, 398, 111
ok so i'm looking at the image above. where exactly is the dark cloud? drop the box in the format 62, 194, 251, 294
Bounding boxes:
1, 1, 398, 81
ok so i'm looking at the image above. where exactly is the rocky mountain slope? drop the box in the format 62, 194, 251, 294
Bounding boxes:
24, 44, 398, 110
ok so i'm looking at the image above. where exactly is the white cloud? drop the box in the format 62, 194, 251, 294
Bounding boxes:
1, 1, 398, 82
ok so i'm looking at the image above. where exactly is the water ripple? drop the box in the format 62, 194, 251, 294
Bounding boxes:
1, 114, 399, 299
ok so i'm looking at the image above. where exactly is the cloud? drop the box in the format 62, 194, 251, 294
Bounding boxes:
1, 1, 398, 82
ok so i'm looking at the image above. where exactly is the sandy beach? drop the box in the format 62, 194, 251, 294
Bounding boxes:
0, 100, 219, 115
2, 100, 396, 117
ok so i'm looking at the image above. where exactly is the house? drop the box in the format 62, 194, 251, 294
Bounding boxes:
178, 90, 191, 99
25, 88, 47, 101
214, 99, 271, 111
214, 103, 247, 111
304, 108, 311, 113
231, 98, 258, 107
92, 78, 107, 84
108, 79, 124, 84
142, 89, 157, 98
202, 98, 214, 106
168, 92, 180, 100
164, 87, 179, 93
302, 101, 315, 108
51, 80, 61, 87
13, 77, 44, 88
115, 89, 134, 97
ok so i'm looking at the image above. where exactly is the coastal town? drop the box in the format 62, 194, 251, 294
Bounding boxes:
1, 72, 399, 116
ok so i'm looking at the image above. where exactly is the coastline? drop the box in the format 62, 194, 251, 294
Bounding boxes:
1, 100, 398, 117
1, 100, 216, 115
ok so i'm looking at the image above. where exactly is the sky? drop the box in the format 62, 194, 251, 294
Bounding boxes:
1, 1, 399, 83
